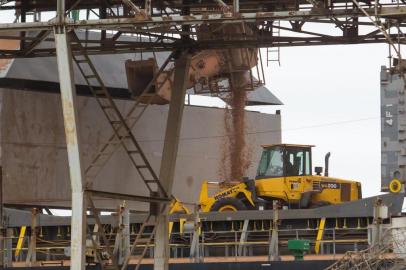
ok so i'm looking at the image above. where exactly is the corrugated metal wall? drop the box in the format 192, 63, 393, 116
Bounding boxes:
381, 66, 406, 191
0, 89, 281, 210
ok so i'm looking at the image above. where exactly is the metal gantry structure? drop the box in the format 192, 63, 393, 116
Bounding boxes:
3, 0, 406, 57
1, 0, 406, 270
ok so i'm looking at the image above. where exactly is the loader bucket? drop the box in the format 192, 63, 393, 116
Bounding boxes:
125, 58, 168, 105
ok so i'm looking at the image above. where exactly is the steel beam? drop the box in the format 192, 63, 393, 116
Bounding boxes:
54, 29, 86, 270
154, 51, 191, 270
191, 193, 403, 221
1, 6, 406, 33
2, 192, 404, 228
22, 30, 51, 56
0, 33, 403, 59
85, 190, 171, 203
122, 0, 143, 15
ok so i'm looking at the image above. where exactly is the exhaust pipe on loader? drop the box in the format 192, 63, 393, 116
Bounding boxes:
324, 152, 331, 177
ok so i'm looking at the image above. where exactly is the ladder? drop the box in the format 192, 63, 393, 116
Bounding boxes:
120, 214, 157, 270
69, 32, 173, 270
69, 32, 168, 198
266, 20, 281, 66
87, 194, 160, 270
83, 53, 174, 191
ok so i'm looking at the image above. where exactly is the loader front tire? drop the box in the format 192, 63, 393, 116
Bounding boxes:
210, 197, 247, 212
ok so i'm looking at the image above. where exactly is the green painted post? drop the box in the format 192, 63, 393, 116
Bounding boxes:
287, 239, 310, 261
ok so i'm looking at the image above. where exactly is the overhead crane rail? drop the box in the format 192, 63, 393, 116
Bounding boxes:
2, 0, 406, 57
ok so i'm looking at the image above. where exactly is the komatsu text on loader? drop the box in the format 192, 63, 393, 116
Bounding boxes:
199, 144, 363, 212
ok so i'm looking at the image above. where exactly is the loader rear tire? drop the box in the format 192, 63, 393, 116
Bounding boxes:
210, 197, 247, 212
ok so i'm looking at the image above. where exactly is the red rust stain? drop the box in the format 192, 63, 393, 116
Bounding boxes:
0, 35, 19, 72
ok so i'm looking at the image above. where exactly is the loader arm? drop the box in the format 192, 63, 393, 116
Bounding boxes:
199, 181, 256, 212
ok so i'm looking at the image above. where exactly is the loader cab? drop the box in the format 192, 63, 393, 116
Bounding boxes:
256, 144, 313, 179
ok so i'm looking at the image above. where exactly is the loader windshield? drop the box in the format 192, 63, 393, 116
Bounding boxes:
256, 146, 312, 178
257, 146, 284, 178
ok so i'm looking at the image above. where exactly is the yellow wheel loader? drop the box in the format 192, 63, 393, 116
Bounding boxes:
199, 144, 362, 212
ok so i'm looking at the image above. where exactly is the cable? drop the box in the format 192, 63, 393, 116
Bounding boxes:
0, 116, 379, 147
136, 115, 379, 142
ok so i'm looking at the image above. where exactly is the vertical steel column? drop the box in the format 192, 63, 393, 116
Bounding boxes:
0, 167, 3, 267
57, 0, 65, 25
371, 198, 387, 246
189, 207, 201, 263
26, 208, 38, 266
5, 229, 12, 267
233, 0, 239, 12
113, 208, 122, 266
238, 220, 249, 256
269, 201, 280, 261
121, 207, 130, 265
54, 29, 86, 270
145, 0, 152, 16
115, 204, 130, 266
154, 52, 191, 270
